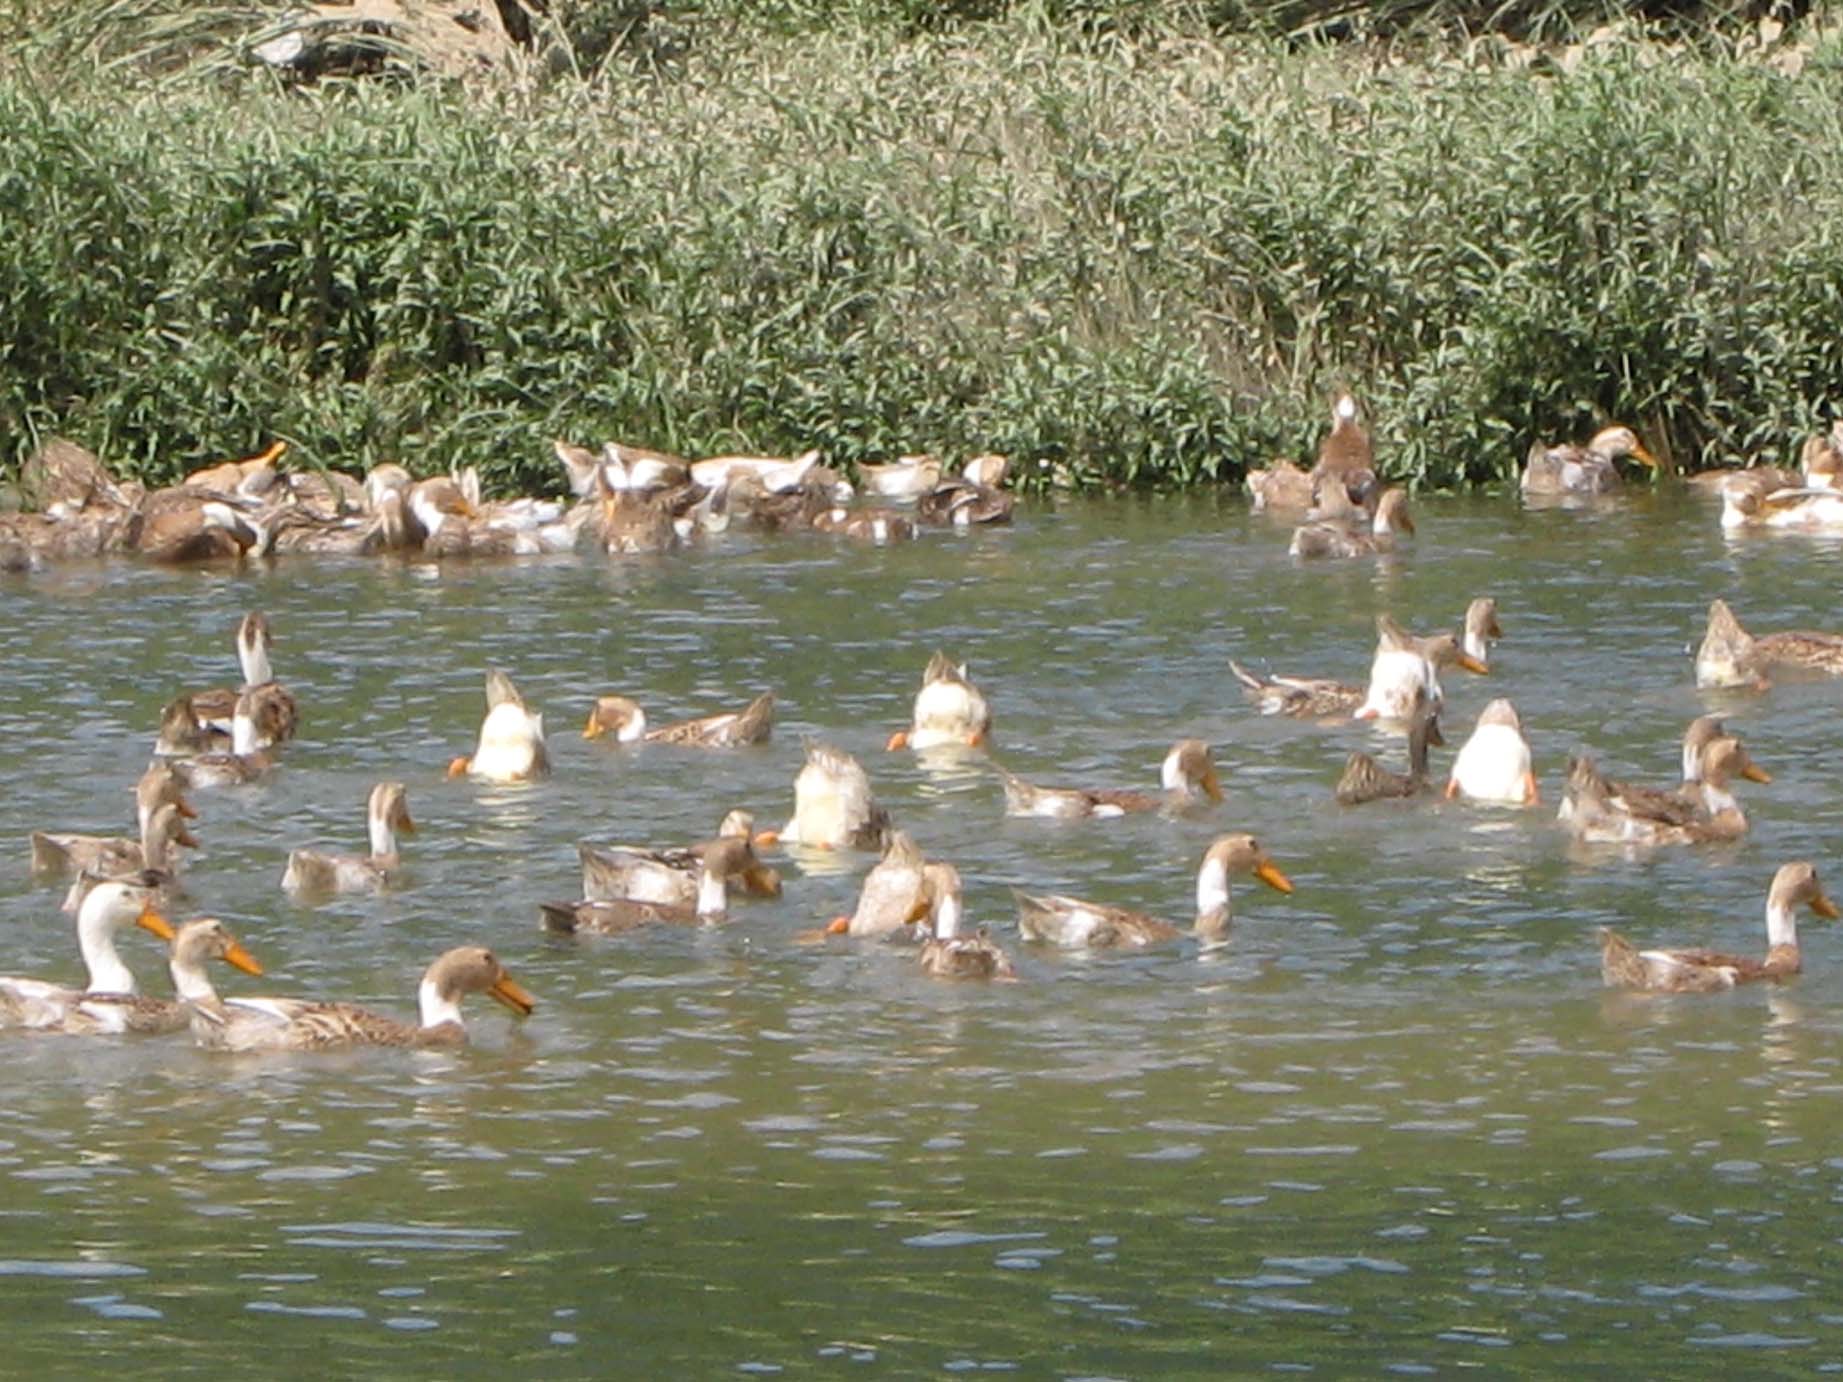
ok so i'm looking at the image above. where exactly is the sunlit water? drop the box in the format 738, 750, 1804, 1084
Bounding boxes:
3, 490, 1842, 1373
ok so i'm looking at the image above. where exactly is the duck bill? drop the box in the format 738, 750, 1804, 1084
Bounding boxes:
489, 976, 537, 1016
1456, 652, 1490, 675
1254, 861, 1295, 895
135, 906, 177, 942
1629, 443, 1660, 469
885, 729, 910, 751
1200, 767, 1225, 802
224, 941, 264, 977
582, 711, 606, 740
1741, 761, 1772, 784
1814, 892, 1841, 921
398, 813, 418, 835
445, 755, 471, 780
752, 830, 780, 850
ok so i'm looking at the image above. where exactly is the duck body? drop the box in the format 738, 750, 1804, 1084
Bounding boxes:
451, 670, 549, 783
546, 837, 759, 934
0, 878, 168, 1033
1445, 699, 1538, 806
779, 740, 889, 850
998, 740, 1222, 819
834, 831, 930, 937
583, 693, 774, 748
916, 479, 1013, 527
1229, 661, 1362, 719
915, 864, 1015, 980
1561, 736, 1766, 846
1337, 687, 1440, 805
578, 814, 780, 905
1245, 459, 1315, 512
1599, 862, 1836, 992
30, 801, 196, 879
1288, 488, 1414, 559
889, 653, 992, 751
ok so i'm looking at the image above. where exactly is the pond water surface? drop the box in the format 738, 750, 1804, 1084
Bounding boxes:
3, 490, 1843, 1375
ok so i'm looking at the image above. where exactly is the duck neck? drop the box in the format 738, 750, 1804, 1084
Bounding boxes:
1462, 628, 1490, 666
932, 890, 963, 941
230, 710, 259, 756
167, 952, 218, 1003
695, 867, 729, 920
239, 634, 273, 688
1406, 717, 1433, 780
367, 808, 397, 859
417, 979, 465, 1030
1766, 896, 1799, 951
1682, 741, 1704, 785
618, 706, 647, 742
1700, 780, 1739, 817
76, 904, 136, 995
1195, 857, 1231, 933
1159, 750, 1189, 794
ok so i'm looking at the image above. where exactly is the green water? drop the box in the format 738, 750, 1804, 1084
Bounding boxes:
3, 491, 1842, 1375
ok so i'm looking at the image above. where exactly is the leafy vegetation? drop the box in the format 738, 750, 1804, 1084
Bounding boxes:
1, 3, 1839, 493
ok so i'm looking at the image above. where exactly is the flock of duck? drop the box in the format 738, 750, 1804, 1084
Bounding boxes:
4, 400, 1842, 1053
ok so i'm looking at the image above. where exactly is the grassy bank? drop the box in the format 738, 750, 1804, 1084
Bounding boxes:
2, 6, 1841, 493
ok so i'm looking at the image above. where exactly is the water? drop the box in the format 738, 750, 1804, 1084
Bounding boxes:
3, 489, 1843, 1374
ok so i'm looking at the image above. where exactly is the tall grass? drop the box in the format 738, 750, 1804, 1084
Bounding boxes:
1, 7, 1840, 492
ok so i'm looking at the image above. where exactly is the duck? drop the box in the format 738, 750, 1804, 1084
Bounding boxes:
1459, 598, 1502, 670
30, 800, 197, 880
915, 864, 1016, 981
1599, 862, 1837, 992
859, 455, 944, 500
1694, 598, 1843, 689
1245, 458, 1316, 513
915, 478, 1014, 527
1229, 660, 1367, 720
154, 694, 229, 755
181, 611, 299, 747
1311, 393, 1375, 488
823, 830, 931, 937
1336, 685, 1442, 805
583, 692, 775, 747
1561, 736, 1769, 846
1015, 833, 1292, 949
542, 837, 761, 934
1444, 699, 1539, 806
579, 810, 781, 905
887, 652, 992, 751
404, 471, 482, 546
281, 782, 415, 896
1717, 475, 1843, 532
999, 739, 1223, 818
1558, 715, 1725, 829
448, 669, 549, 783
1288, 488, 1414, 559
169, 686, 282, 788
29, 762, 197, 876
1520, 425, 1657, 497
1355, 617, 1489, 724
777, 740, 890, 850
187, 945, 535, 1050
133, 492, 264, 563
0, 876, 172, 1032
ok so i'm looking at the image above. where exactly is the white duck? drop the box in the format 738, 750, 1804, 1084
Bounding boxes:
448, 670, 549, 783
1444, 698, 1538, 805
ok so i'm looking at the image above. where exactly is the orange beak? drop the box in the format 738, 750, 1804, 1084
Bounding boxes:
825, 915, 851, 935
1629, 443, 1659, 469
966, 729, 986, 748
885, 730, 910, 751
135, 906, 177, 942
398, 812, 417, 835
1741, 761, 1772, 784
446, 756, 471, 779
1254, 861, 1294, 895
1813, 892, 1840, 921
1456, 652, 1490, 676
489, 975, 537, 1016
223, 940, 264, 977
583, 712, 606, 740
752, 830, 780, 850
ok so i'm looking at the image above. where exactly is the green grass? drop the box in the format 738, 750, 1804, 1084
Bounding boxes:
1, 5, 1840, 493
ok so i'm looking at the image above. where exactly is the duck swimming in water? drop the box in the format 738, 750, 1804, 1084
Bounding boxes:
1520, 425, 1657, 498
448, 669, 550, 783
998, 740, 1223, 818
887, 652, 992, 751
1014, 834, 1292, 949
1600, 862, 1836, 992
1694, 599, 1843, 690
